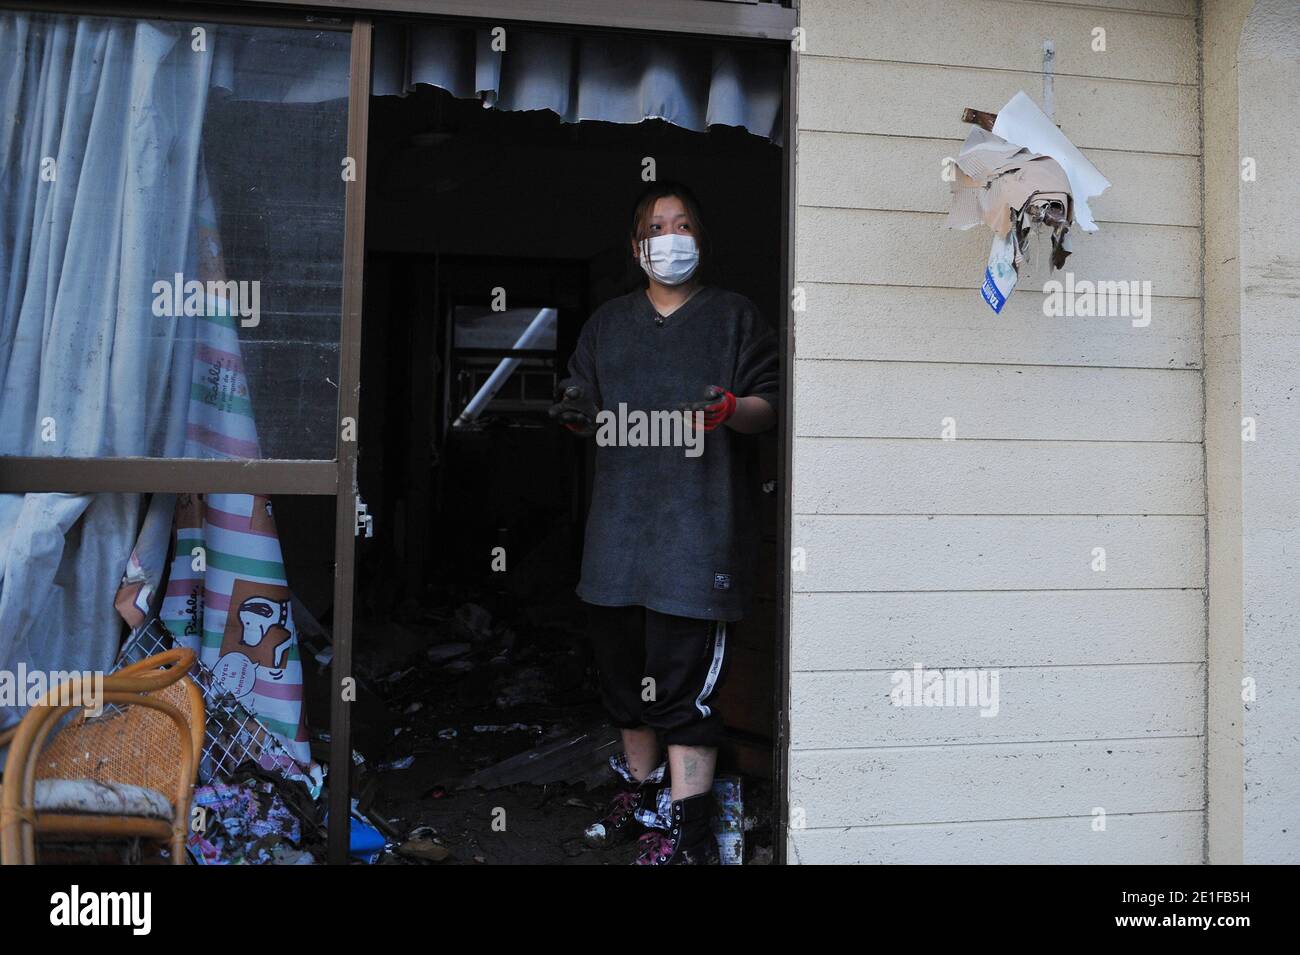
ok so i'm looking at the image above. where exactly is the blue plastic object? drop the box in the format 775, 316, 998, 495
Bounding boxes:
323, 802, 387, 863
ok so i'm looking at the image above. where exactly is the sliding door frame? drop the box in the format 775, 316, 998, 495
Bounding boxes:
326, 15, 371, 865
0, 1, 372, 866
775, 22, 795, 869
0, 0, 360, 498
324, 0, 799, 865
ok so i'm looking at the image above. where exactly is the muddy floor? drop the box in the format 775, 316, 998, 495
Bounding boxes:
303, 589, 771, 865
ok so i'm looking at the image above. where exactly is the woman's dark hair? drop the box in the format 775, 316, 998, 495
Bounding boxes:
628, 180, 710, 281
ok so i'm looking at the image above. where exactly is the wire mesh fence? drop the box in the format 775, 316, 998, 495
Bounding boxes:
116, 617, 321, 796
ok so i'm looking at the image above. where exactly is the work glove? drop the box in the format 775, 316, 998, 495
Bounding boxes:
548, 381, 599, 437
679, 385, 737, 432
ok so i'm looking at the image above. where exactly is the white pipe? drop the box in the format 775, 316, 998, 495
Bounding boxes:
453, 308, 557, 427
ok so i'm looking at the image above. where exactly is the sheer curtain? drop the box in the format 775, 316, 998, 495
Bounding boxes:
0, 13, 211, 732
0, 13, 323, 768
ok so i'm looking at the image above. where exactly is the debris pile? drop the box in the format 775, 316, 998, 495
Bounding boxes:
334, 591, 614, 864
327, 590, 774, 865
188, 767, 326, 865
946, 91, 1111, 313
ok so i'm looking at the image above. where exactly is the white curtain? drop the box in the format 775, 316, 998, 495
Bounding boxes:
372, 22, 785, 143
0, 13, 213, 731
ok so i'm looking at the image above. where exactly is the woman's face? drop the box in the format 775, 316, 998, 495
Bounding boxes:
631, 195, 695, 257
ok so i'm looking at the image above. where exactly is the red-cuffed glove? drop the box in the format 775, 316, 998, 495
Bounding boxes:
548, 382, 599, 437
680, 385, 737, 432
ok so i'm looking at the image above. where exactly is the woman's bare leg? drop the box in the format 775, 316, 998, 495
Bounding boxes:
622, 726, 661, 781
668, 744, 716, 800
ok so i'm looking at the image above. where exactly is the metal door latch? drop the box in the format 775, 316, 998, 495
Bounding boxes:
354, 495, 373, 538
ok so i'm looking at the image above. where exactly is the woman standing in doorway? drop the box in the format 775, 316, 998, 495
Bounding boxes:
549, 181, 778, 865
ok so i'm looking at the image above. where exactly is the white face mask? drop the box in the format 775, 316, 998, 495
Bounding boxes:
637, 233, 699, 286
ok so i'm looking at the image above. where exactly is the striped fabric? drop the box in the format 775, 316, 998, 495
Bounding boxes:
152, 185, 313, 767
160, 492, 310, 762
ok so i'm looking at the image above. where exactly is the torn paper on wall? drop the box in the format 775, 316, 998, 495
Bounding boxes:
947, 91, 1110, 312
992, 91, 1110, 232
981, 231, 1019, 314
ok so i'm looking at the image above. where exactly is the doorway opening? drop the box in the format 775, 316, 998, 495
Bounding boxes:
341, 57, 785, 864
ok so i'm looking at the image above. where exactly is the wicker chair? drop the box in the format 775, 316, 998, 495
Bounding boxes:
0, 648, 204, 865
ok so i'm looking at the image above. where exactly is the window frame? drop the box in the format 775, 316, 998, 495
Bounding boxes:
0, 1, 372, 865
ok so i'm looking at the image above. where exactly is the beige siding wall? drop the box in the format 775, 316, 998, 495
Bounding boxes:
788, 0, 1205, 864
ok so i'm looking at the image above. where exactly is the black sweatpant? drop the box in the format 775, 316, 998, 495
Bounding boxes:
585, 603, 729, 748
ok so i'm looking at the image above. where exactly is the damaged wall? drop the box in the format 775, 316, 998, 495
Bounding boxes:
788, 0, 1205, 863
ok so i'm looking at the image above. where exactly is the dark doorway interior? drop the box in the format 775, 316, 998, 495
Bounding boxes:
313, 79, 783, 864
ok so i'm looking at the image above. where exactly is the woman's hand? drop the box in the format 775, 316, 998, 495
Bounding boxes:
548, 382, 599, 437
679, 387, 775, 434
679, 386, 736, 431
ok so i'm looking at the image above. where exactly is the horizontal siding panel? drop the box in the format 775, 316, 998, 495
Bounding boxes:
801, 0, 1198, 85
792, 514, 1206, 590
784, 0, 1206, 867
799, 57, 1199, 154
790, 663, 1205, 748
790, 589, 1206, 669
793, 438, 1205, 514
1030, 0, 1196, 16
788, 737, 1204, 827
794, 283, 1201, 369
794, 360, 1203, 441
788, 811, 1203, 864
797, 131, 1201, 227
796, 208, 1201, 298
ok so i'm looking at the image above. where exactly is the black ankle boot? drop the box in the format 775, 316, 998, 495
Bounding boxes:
633, 791, 719, 865
584, 777, 662, 847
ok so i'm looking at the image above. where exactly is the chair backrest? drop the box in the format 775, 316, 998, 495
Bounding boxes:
33, 650, 205, 792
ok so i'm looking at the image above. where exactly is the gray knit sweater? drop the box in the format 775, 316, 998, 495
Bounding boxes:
565, 285, 779, 621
